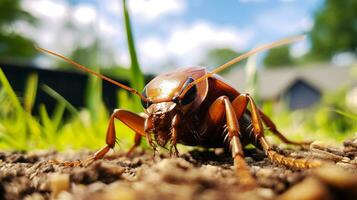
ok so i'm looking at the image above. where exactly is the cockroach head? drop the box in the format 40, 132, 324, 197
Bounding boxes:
141, 77, 198, 115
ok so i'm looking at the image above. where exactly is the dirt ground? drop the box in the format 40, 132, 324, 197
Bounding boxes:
1, 138, 357, 200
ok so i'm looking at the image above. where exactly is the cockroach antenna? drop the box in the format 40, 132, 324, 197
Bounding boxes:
179, 35, 304, 98
34, 45, 150, 102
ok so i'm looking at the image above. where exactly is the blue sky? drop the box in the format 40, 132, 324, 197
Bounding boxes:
19, 0, 323, 72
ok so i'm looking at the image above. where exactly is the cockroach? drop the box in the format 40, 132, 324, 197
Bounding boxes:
36, 35, 321, 188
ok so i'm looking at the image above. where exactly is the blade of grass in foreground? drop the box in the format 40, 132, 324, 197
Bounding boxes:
329, 108, 357, 121
0, 68, 23, 112
0, 68, 30, 149
123, 0, 145, 112
24, 73, 38, 113
245, 55, 259, 102
41, 84, 79, 116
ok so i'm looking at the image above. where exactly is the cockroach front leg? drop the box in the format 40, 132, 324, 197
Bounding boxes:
84, 109, 146, 165
169, 114, 180, 157
206, 96, 257, 189
143, 115, 160, 157
126, 132, 142, 156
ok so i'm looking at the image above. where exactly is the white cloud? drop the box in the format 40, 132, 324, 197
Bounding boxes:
73, 4, 97, 26
167, 22, 252, 58
22, 0, 67, 20
129, 0, 186, 22
20, 0, 71, 54
255, 6, 313, 35
18, 0, 256, 73
140, 37, 168, 62
19, 1, 121, 67
102, 0, 186, 23
138, 21, 254, 72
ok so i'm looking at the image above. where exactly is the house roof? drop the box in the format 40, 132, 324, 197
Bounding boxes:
222, 63, 357, 100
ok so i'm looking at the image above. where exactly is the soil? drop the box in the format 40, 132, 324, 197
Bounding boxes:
0, 138, 357, 200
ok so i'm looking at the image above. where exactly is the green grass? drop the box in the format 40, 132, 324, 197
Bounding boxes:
261, 93, 357, 146
123, 0, 145, 112
0, 0, 145, 151
0, 0, 355, 151
0, 68, 141, 150
1, 51, 355, 150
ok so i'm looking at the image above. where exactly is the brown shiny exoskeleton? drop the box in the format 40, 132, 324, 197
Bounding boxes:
37, 36, 321, 188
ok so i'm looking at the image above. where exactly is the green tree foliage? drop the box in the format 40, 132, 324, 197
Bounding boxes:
57, 41, 100, 70
0, 0, 37, 63
201, 48, 242, 74
56, 39, 130, 78
263, 45, 293, 68
309, 0, 357, 60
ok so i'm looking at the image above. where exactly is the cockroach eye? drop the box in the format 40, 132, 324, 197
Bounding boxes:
141, 87, 152, 108
172, 96, 179, 104
181, 77, 197, 105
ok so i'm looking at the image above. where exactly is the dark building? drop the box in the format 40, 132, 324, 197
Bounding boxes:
284, 79, 321, 110
0, 64, 129, 114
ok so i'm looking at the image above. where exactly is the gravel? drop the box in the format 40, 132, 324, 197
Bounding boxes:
0, 138, 357, 200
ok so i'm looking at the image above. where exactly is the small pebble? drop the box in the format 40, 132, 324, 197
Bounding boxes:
310, 141, 327, 150
57, 191, 74, 200
49, 173, 70, 198
24, 193, 45, 200
279, 177, 331, 200
314, 165, 357, 189
341, 157, 351, 162
256, 168, 274, 178
257, 188, 275, 199
101, 183, 135, 200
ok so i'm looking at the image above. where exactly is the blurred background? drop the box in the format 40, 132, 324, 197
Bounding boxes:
0, 0, 356, 150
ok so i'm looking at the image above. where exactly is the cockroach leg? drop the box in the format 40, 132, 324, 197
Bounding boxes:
259, 136, 321, 169
258, 110, 311, 147
84, 109, 146, 165
146, 131, 158, 157
143, 115, 159, 157
232, 93, 311, 147
232, 93, 310, 146
208, 96, 257, 189
169, 114, 180, 157
126, 132, 142, 156
243, 95, 322, 169
231, 135, 257, 189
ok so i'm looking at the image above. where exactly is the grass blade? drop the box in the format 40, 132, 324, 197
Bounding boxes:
51, 102, 66, 132
24, 73, 38, 113
0, 67, 23, 112
39, 104, 53, 137
122, 0, 145, 111
245, 55, 259, 101
41, 84, 78, 115
329, 108, 357, 121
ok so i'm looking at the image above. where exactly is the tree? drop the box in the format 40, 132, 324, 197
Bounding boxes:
201, 48, 242, 74
57, 41, 100, 70
308, 0, 357, 60
263, 45, 293, 68
0, 0, 37, 63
